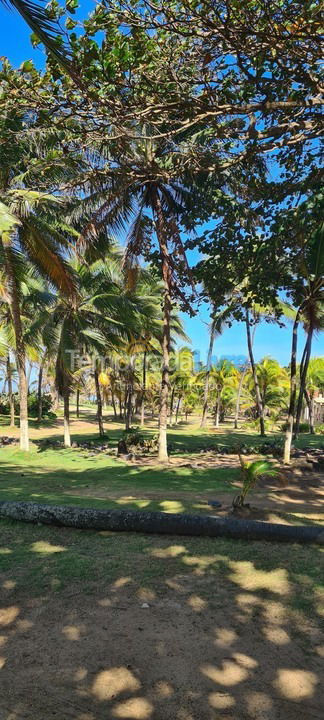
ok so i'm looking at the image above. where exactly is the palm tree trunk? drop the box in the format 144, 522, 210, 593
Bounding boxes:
245, 309, 265, 436
63, 392, 71, 447
37, 357, 46, 423
214, 392, 220, 427
52, 387, 59, 411
283, 311, 301, 464
304, 388, 315, 434
111, 387, 117, 419
200, 318, 215, 428
76, 389, 80, 418
140, 350, 147, 426
119, 394, 123, 420
7, 353, 15, 428
175, 396, 181, 424
94, 369, 104, 436
295, 326, 314, 437
153, 194, 171, 462
169, 384, 176, 426
4, 246, 29, 450
234, 369, 246, 429
125, 356, 135, 431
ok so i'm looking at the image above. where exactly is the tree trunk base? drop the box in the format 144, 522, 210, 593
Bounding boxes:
1, 501, 323, 545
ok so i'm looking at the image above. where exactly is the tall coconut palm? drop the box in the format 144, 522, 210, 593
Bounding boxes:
32, 253, 144, 445
294, 300, 324, 436
74, 131, 194, 460
200, 304, 233, 428
0, 194, 75, 450
283, 201, 324, 461
208, 360, 235, 428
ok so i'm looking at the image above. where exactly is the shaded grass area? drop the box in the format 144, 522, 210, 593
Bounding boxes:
1, 517, 323, 626
0, 442, 238, 515
0, 421, 323, 515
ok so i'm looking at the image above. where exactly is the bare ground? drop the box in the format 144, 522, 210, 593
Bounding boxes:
1, 560, 323, 720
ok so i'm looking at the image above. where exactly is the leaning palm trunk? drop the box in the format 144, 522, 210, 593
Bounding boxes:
153, 194, 172, 462
214, 391, 220, 427
304, 388, 315, 434
6, 353, 15, 428
294, 325, 314, 437
94, 368, 104, 436
175, 396, 182, 424
4, 246, 29, 450
245, 309, 265, 436
200, 319, 216, 428
283, 311, 301, 464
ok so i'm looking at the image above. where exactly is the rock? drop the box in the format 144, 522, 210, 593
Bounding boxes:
117, 439, 128, 456
207, 500, 222, 509
141, 603, 149, 609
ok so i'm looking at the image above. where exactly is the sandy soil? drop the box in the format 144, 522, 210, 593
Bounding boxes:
1, 572, 323, 720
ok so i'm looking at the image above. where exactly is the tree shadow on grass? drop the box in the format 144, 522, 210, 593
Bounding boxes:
0, 459, 237, 509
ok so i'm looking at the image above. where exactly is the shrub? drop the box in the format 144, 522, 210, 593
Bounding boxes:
0, 393, 19, 414
27, 392, 54, 417
122, 429, 171, 454
281, 422, 309, 433
0, 392, 55, 418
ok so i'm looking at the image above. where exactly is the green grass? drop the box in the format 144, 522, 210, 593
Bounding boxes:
0, 422, 323, 514
1, 422, 323, 629
0, 441, 237, 514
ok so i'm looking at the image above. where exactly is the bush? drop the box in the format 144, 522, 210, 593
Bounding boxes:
123, 427, 146, 448
281, 422, 309, 433
122, 429, 171, 454
27, 392, 54, 417
212, 440, 284, 457
0, 392, 55, 418
0, 393, 19, 415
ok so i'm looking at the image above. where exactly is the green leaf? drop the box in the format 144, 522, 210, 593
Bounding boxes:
20, 60, 34, 73
0, 201, 21, 234
65, 17, 77, 30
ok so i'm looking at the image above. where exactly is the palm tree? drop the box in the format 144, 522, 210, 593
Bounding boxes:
1, 0, 72, 72
208, 360, 234, 428
0, 193, 75, 450
294, 300, 324, 436
74, 131, 194, 460
200, 304, 233, 428
303, 357, 324, 433
283, 200, 324, 461
244, 308, 266, 436
233, 362, 249, 429
33, 252, 142, 445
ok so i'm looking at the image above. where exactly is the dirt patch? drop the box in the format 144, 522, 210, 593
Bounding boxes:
1, 572, 323, 720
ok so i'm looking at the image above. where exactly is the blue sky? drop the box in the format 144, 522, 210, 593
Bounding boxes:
1, 3, 323, 367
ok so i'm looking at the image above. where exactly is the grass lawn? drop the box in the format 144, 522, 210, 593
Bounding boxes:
0, 414, 323, 514
1, 416, 324, 719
